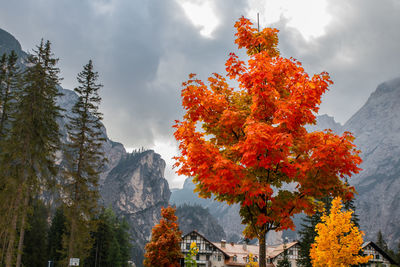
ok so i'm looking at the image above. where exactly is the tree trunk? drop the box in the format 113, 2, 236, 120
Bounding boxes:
5, 211, 18, 267
259, 228, 267, 267
4, 192, 21, 267
15, 195, 29, 267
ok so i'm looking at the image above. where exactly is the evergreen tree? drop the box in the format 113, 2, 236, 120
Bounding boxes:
0, 51, 19, 139
85, 208, 132, 267
62, 60, 106, 262
47, 207, 67, 266
22, 199, 49, 267
0, 51, 21, 265
376, 230, 389, 252
0, 40, 62, 267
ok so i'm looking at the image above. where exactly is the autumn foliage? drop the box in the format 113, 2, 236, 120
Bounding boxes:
174, 17, 362, 267
310, 197, 372, 267
143, 206, 182, 267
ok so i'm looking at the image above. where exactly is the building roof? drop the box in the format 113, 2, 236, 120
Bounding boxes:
267, 241, 298, 259
362, 241, 398, 265
212, 240, 298, 266
181, 230, 229, 258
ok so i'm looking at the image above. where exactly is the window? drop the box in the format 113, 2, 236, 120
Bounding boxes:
254, 256, 258, 262
288, 249, 293, 255
375, 254, 380, 259
196, 254, 200, 260
206, 255, 210, 260
191, 234, 197, 240
218, 255, 221, 261
186, 243, 190, 250
233, 255, 237, 262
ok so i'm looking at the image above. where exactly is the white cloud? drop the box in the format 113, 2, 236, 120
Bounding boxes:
246, 0, 331, 40
176, 0, 219, 38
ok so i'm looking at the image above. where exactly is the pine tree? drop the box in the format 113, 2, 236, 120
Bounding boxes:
85, 208, 132, 267
376, 230, 389, 252
0, 51, 21, 264
343, 181, 360, 227
48, 207, 67, 267
0, 51, 19, 139
21, 199, 49, 267
62, 60, 106, 262
143, 206, 182, 267
0, 40, 62, 267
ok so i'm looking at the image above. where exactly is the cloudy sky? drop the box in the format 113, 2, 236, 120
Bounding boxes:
1, 0, 399, 188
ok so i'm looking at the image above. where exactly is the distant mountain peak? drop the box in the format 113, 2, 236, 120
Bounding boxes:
0, 28, 26, 58
306, 114, 342, 134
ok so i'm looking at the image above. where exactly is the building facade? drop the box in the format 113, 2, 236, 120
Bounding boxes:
359, 241, 398, 267
180, 231, 398, 267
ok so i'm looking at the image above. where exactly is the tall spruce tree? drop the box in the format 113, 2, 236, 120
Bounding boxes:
0, 40, 62, 267
48, 207, 67, 266
0, 51, 21, 265
376, 230, 389, 252
0, 51, 19, 139
21, 198, 49, 267
62, 60, 105, 262
85, 208, 132, 267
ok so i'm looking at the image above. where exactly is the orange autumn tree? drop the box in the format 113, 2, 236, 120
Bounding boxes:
310, 197, 372, 267
173, 17, 361, 267
143, 206, 182, 267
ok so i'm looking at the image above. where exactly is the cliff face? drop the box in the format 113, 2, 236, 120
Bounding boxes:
101, 150, 171, 265
343, 77, 400, 248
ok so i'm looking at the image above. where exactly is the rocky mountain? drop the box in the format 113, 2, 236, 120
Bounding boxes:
0, 28, 27, 59
170, 178, 284, 245
0, 27, 170, 267
176, 204, 226, 242
306, 114, 342, 133
343, 77, 400, 248
170, 178, 244, 242
101, 150, 170, 265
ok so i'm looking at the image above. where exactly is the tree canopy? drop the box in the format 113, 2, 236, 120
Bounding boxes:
143, 206, 182, 267
174, 17, 362, 267
310, 197, 371, 267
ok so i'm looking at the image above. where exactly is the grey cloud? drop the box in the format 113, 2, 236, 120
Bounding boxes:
274, 0, 400, 123
2, 0, 399, 186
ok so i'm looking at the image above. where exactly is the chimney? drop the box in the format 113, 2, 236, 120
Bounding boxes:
221, 240, 226, 248
231, 242, 234, 246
